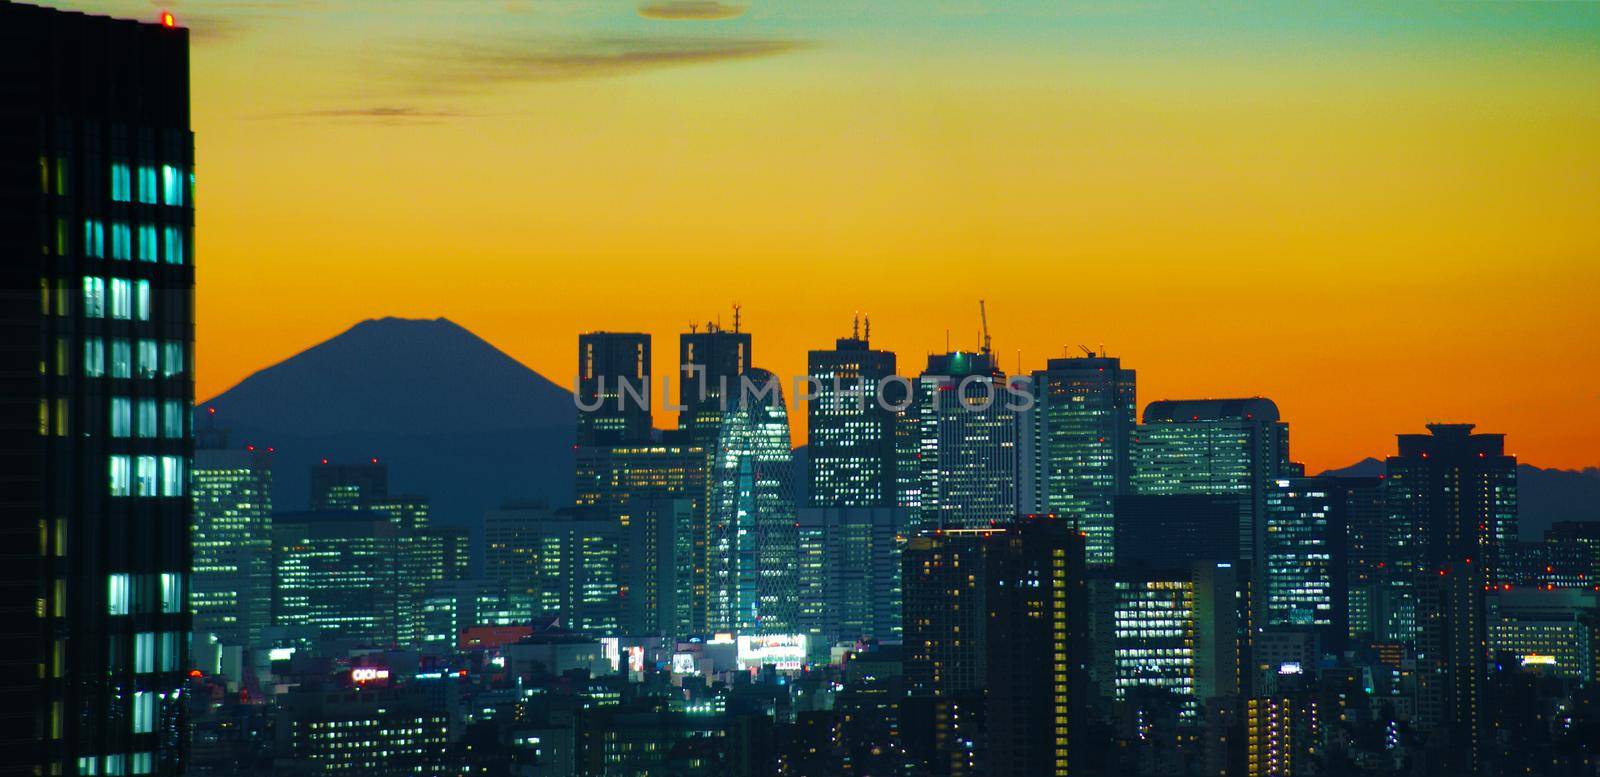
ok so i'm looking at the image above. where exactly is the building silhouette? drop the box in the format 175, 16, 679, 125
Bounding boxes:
576, 331, 651, 447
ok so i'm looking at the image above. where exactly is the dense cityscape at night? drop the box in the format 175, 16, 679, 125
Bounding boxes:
4, 1, 1600, 775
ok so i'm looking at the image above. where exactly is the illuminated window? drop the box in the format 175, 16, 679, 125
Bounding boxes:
160, 632, 179, 671
109, 455, 131, 496
111, 222, 132, 260
111, 397, 132, 438
162, 164, 184, 206
111, 163, 132, 202
162, 341, 184, 377
137, 399, 157, 438
137, 340, 158, 379
109, 574, 131, 615
84, 219, 105, 258
83, 277, 105, 318
132, 752, 153, 775
111, 339, 131, 378
135, 280, 151, 321
137, 166, 158, 204
161, 573, 183, 614
160, 456, 184, 497
135, 456, 157, 497
162, 400, 184, 439
109, 278, 132, 320
133, 692, 155, 733
137, 225, 158, 262
163, 226, 184, 265
84, 338, 105, 377
134, 632, 155, 673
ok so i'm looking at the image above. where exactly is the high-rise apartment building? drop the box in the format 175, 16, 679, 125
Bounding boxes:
1020, 352, 1136, 567
1, 7, 194, 773
1387, 423, 1516, 773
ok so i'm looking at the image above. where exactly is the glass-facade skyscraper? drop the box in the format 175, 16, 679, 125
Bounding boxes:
1020, 353, 1136, 567
707, 368, 796, 633
1, 7, 194, 773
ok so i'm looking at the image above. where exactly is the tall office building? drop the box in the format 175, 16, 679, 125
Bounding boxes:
806, 319, 899, 508
707, 368, 797, 633
271, 512, 400, 647
796, 507, 907, 644
308, 459, 386, 511
483, 505, 622, 635
1020, 352, 1136, 567
1387, 423, 1516, 773
1, 7, 193, 774
191, 437, 273, 651
576, 331, 651, 446
678, 316, 751, 449
575, 441, 706, 634
1262, 477, 1347, 648
984, 516, 1088, 777
916, 349, 1018, 530
1133, 398, 1291, 617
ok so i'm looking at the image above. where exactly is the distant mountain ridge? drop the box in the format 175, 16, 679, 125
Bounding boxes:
196, 317, 576, 538
1319, 458, 1600, 538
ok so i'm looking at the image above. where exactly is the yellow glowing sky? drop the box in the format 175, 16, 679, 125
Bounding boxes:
48, 0, 1600, 470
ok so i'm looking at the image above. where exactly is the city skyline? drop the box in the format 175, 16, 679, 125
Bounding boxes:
30, 0, 1600, 473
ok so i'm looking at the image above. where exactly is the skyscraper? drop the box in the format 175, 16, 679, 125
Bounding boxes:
575, 441, 706, 634
984, 516, 1089, 777
1387, 423, 1517, 773
1262, 477, 1347, 649
576, 331, 652, 446
916, 349, 1018, 530
1, 7, 193, 773
796, 507, 907, 644
308, 459, 386, 511
902, 530, 995, 696
1133, 398, 1291, 617
678, 316, 751, 450
806, 319, 899, 508
1020, 352, 1136, 567
191, 436, 273, 652
706, 368, 797, 633
483, 504, 622, 635
271, 512, 400, 647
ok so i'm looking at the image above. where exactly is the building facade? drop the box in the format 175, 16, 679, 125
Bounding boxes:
1, 7, 194, 774
806, 321, 899, 508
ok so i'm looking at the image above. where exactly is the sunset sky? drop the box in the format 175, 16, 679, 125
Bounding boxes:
45, 0, 1600, 471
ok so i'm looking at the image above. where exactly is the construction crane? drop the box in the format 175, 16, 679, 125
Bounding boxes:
978, 299, 992, 355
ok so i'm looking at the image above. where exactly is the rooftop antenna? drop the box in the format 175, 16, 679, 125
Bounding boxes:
1079, 344, 1094, 357
978, 300, 992, 355
1015, 348, 1021, 375
689, 322, 699, 334
852, 311, 860, 340
732, 303, 742, 334
945, 329, 951, 352
864, 315, 871, 343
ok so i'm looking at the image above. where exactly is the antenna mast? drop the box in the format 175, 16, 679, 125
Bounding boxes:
732, 303, 742, 334
978, 300, 992, 355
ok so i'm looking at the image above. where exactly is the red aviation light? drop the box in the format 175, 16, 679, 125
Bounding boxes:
160, 11, 176, 28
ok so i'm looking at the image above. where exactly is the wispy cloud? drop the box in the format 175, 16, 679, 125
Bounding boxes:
637, 1, 747, 21
398, 35, 806, 95
283, 106, 465, 123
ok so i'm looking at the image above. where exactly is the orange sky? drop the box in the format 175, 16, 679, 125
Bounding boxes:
52, 0, 1600, 470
